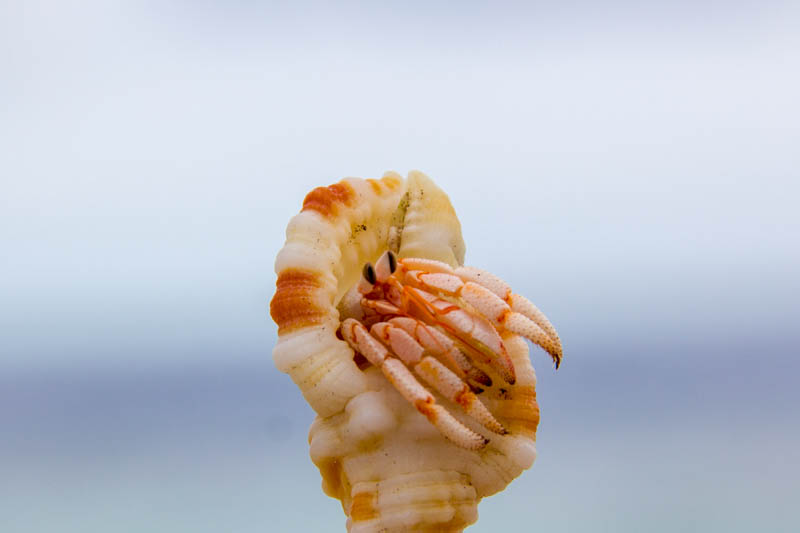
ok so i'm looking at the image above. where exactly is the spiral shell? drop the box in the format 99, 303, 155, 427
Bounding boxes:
270, 171, 541, 532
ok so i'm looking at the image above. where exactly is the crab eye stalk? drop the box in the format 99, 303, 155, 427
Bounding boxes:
362, 262, 377, 285
387, 251, 398, 273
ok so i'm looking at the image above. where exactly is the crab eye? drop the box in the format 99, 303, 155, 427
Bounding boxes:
387, 251, 397, 273
362, 262, 377, 285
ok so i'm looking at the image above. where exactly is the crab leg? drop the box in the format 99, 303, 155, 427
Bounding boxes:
340, 319, 488, 450
414, 356, 506, 434
455, 266, 563, 363
401, 267, 561, 369
460, 282, 562, 368
386, 316, 493, 389
358, 296, 493, 389
397, 257, 456, 276
360, 297, 403, 317
403, 286, 516, 384
371, 321, 506, 435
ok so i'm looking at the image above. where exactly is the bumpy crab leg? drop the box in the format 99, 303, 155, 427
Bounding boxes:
363, 252, 517, 385
456, 266, 563, 367
341, 318, 490, 450
397, 257, 563, 368
386, 316, 493, 389
361, 298, 495, 389
414, 356, 506, 435
401, 286, 517, 384
371, 321, 505, 435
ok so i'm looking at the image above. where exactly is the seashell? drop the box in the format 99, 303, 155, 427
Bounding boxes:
270, 171, 553, 532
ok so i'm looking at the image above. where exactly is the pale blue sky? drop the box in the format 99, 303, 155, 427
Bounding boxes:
3, 0, 799, 370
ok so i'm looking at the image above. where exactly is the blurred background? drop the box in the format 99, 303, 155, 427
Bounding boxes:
2, 1, 799, 531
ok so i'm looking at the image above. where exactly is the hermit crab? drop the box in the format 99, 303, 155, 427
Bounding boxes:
270, 171, 562, 532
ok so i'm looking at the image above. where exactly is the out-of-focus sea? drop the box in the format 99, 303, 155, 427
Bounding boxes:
2, 1, 799, 531
4, 340, 799, 532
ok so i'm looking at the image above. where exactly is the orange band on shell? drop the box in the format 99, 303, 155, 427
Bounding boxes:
270, 268, 327, 335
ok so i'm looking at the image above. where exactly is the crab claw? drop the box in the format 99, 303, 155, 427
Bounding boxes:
459, 281, 562, 368
507, 293, 563, 365
455, 266, 563, 365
